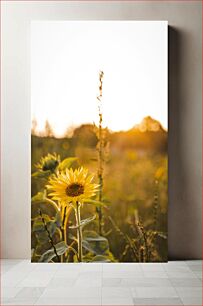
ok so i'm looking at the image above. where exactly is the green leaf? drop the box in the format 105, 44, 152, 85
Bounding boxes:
91, 255, 111, 263
55, 241, 69, 255
55, 211, 62, 227
31, 192, 59, 213
39, 249, 55, 263
32, 215, 51, 232
39, 241, 68, 262
32, 204, 56, 220
32, 214, 53, 233
82, 240, 96, 254
80, 215, 96, 228
31, 192, 45, 202
82, 230, 109, 255
58, 157, 78, 170
83, 230, 107, 241
32, 220, 45, 233
83, 199, 107, 207
35, 231, 49, 244
32, 170, 51, 179
84, 236, 107, 242
32, 214, 57, 244
47, 221, 57, 236
69, 215, 96, 230
35, 242, 52, 255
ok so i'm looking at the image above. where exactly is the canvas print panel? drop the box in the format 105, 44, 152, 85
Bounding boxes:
31, 21, 168, 263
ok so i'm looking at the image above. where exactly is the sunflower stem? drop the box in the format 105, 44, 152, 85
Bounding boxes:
60, 206, 66, 262
60, 206, 67, 262
75, 201, 83, 262
61, 205, 71, 262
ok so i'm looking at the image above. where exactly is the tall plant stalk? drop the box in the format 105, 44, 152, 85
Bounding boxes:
39, 209, 60, 262
74, 201, 83, 262
61, 205, 71, 262
97, 71, 104, 235
60, 206, 66, 262
153, 179, 159, 231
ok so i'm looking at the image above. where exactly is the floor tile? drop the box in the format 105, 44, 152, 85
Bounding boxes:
17, 272, 56, 287
56, 263, 82, 273
103, 263, 142, 273
143, 271, 168, 278
33, 263, 60, 272
102, 278, 123, 287
194, 271, 202, 279
180, 296, 202, 305
75, 277, 102, 287
2, 262, 36, 287
2, 273, 25, 287
79, 271, 102, 279
123, 277, 172, 287
2, 287, 22, 299
1, 265, 16, 274
135, 286, 178, 298
15, 287, 45, 298
102, 297, 134, 305
175, 287, 202, 298
186, 260, 202, 266
1, 259, 202, 306
170, 278, 202, 287
140, 263, 165, 272
41, 287, 101, 298
3, 297, 38, 305
54, 270, 80, 278
35, 297, 102, 305
166, 271, 197, 278
133, 297, 183, 305
80, 263, 103, 272
164, 265, 192, 272
189, 265, 202, 272
47, 277, 77, 288
102, 287, 132, 298
162, 261, 187, 266
103, 270, 144, 278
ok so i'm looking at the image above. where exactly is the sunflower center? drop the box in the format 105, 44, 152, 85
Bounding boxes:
66, 183, 84, 197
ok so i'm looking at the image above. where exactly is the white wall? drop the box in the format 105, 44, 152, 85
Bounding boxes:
1, 1, 202, 259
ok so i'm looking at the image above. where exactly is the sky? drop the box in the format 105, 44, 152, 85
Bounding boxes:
31, 21, 168, 137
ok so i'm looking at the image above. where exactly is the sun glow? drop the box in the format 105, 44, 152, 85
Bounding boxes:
31, 21, 167, 137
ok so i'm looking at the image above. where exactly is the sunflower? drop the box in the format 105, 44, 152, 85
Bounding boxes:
46, 167, 99, 204
35, 153, 60, 173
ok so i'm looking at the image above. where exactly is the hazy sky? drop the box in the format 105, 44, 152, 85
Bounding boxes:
31, 21, 168, 137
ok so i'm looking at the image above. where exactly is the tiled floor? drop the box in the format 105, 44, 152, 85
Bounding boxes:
1, 260, 202, 305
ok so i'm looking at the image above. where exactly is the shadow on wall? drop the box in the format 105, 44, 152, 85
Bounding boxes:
168, 26, 202, 260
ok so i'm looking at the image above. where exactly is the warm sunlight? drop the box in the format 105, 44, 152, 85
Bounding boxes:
31, 21, 168, 263
31, 21, 167, 137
